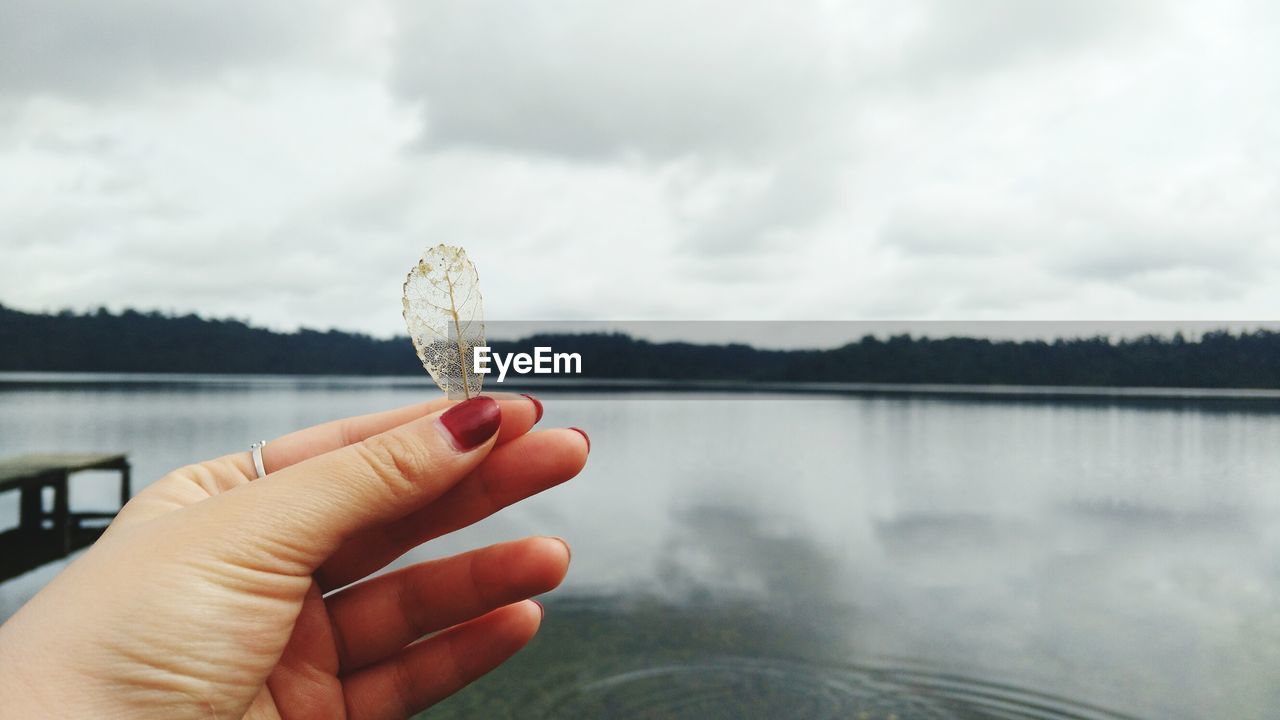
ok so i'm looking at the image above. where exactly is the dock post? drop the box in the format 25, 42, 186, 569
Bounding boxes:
54, 471, 70, 555
120, 459, 132, 507
18, 476, 43, 537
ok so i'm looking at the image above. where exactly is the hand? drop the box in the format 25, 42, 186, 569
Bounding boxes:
0, 393, 588, 719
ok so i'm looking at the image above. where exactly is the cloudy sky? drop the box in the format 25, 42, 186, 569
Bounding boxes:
1, 0, 1277, 337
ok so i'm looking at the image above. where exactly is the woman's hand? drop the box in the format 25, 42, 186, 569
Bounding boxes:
0, 393, 588, 719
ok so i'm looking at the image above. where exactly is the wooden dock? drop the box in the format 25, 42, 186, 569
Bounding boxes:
0, 453, 129, 582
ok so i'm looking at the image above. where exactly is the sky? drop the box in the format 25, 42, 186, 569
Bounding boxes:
1, 0, 1278, 339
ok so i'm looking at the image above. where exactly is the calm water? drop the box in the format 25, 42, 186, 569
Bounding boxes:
2, 374, 1279, 719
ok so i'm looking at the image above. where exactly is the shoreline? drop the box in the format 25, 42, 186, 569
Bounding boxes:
5, 371, 1280, 403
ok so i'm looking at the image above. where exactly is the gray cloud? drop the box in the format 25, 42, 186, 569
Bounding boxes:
0, 0, 343, 100
387, 0, 1170, 263
891, 0, 1160, 87
391, 0, 838, 160
391, 0, 1152, 161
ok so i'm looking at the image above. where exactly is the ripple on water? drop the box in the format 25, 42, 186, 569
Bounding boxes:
537, 656, 1140, 720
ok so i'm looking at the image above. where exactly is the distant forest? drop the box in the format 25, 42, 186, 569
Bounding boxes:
3, 303, 1280, 388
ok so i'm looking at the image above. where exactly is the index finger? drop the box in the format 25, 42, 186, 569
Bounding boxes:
230, 392, 543, 478
197, 396, 507, 572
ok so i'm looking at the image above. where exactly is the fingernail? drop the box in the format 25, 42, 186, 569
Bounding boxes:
522, 393, 544, 423
548, 535, 572, 563
570, 427, 590, 452
437, 396, 501, 451
532, 598, 545, 618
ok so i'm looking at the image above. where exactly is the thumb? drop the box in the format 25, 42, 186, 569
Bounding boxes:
195, 396, 501, 572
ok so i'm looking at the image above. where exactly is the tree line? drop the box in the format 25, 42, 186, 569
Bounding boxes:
2, 303, 1280, 388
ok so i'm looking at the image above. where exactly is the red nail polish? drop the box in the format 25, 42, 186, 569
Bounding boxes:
570, 427, 590, 452
522, 393, 544, 423
438, 396, 500, 451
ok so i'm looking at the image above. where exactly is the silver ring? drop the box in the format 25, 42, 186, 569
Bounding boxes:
250, 440, 268, 479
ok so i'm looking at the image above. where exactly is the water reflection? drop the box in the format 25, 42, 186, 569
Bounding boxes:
431, 500, 1138, 719
658, 503, 841, 609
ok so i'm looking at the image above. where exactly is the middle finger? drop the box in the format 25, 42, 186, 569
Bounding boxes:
326, 536, 570, 672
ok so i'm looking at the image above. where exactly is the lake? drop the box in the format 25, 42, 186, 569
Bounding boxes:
1, 374, 1278, 718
